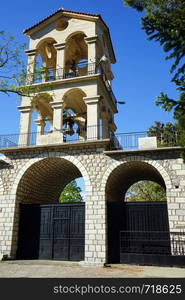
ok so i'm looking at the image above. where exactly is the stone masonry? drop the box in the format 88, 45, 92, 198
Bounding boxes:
0, 142, 185, 265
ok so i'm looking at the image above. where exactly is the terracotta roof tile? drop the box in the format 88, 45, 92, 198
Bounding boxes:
23, 8, 116, 63
23, 8, 100, 34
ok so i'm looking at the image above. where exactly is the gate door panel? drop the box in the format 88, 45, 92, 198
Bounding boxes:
17, 203, 85, 261
53, 205, 70, 261
69, 205, 85, 261
107, 201, 170, 264
17, 204, 41, 259
39, 206, 53, 259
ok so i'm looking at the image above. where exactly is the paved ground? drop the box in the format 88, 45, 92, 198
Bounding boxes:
0, 260, 185, 278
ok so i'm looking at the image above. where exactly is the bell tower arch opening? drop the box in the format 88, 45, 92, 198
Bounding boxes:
62, 88, 87, 141
35, 37, 57, 81
64, 32, 88, 76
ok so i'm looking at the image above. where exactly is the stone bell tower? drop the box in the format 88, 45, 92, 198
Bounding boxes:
18, 8, 117, 146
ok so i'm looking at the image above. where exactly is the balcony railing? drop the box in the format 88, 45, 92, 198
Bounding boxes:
110, 131, 180, 150
0, 125, 104, 150
26, 63, 117, 107
27, 63, 100, 84
0, 130, 180, 151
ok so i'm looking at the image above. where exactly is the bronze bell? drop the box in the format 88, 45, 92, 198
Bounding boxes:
64, 121, 74, 136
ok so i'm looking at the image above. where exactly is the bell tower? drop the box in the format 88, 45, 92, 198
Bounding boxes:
18, 8, 117, 146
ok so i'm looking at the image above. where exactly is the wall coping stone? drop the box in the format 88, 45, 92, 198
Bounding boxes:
104, 146, 182, 155
0, 139, 110, 155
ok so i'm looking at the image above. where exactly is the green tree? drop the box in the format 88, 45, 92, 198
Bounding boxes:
0, 31, 46, 97
0, 31, 28, 96
147, 121, 179, 147
59, 180, 83, 203
123, 0, 185, 82
123, 0, 185, 155
126, 180, 167, 202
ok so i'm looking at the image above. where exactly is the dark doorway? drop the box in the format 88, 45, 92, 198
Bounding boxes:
107, 201, 171, 265
17, 203, 85, 261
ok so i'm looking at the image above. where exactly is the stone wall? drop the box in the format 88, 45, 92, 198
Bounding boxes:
0, 145, 185, 265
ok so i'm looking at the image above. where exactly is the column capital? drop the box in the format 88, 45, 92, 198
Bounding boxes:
54, 43, 66, 50
17, 105, 32, 113
83, 95, 101, 104
34, 119, 45, 126
25, 49, 37, 56
85, 35, 98, 44
51, 101, 64, 109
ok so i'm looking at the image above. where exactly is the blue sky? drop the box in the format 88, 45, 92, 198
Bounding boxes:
0, 0, 177, 135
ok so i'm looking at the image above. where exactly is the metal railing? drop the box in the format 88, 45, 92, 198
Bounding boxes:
0, 125, 104, 149
120, 230, 185, 256
0, 129, 180, 150
26, 63, 101, 84
26, 63, 117, 107
110, 131, 180, 150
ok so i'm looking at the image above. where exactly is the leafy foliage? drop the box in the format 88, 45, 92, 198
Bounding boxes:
126, 180, 167, 202
147, 121, 179, 147
124, 0, 185, 82
0, 31, 28, 96
59, 180, 83, 203
123, 1, 185, 156
0, 31, 48, 98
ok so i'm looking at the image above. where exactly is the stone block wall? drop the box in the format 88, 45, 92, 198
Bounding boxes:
0, 146, 185, 264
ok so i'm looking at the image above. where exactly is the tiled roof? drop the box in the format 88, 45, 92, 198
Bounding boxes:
23, 8, 116, 63
23, 8, 101, 34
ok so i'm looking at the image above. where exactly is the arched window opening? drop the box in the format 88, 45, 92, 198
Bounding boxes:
36, 38, 57, 82
62, 108, 86, 142
31, 94, 53, 137
64, 33, 87, 77
63, 89, 87, 142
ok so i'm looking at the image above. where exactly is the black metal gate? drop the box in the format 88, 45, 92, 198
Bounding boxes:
107, 201, 171, 264
17, 203, 85, 261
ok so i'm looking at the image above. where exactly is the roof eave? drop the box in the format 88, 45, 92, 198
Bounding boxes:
23, 8, 100, 35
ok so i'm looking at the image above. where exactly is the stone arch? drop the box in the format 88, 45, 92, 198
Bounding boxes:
63, 88, 87, 114
36, 37, 57, 50
101, 157, 172, 202
64, 31, 88, 75
10, 153, 91, 258
65, 31, 87, 43
36, 37, 57, 70
31, 92, 54, 126
10, 152, 92, 198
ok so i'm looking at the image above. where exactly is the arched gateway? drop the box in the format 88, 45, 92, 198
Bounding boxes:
0, 8, 185, 267
104, 160, 170, 264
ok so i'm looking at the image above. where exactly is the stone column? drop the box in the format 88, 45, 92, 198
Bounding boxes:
51, 101, 64, 142
17, 106, 32, 146
81, 190, 107, 267
25, 49, 37, 84
34, 119, 45, 144
84, 96, 100, 140
85, 36, 98, 74
54, 43, 66, 79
